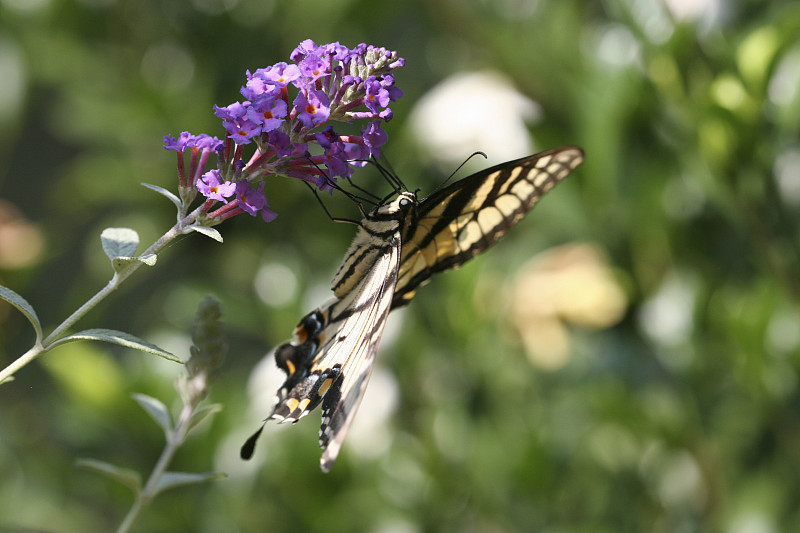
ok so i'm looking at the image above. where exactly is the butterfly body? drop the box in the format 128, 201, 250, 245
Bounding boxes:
243, 146, 585, 471
331, 192, 415, 298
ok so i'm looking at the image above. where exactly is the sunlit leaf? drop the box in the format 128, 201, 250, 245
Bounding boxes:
141, 182, 182, 209
111, 254, 158, 273
100, 227, 139, 260
0, 285, 43, 344
50, 328, 181, 363
186, 225, 223, 242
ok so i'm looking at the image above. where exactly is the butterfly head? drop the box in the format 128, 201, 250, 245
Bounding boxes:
371, 191, 417, 220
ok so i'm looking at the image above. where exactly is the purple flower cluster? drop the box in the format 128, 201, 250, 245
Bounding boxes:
163, 40, 404, 224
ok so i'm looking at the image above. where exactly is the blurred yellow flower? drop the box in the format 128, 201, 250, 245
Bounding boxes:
510, 242, 627, 369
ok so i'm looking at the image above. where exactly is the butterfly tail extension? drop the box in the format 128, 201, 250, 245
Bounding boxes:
240, 422, 266, 460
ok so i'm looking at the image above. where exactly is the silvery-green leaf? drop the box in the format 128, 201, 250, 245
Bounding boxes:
0, 285, 43, 343
100, 228, 139, 260
132, 393, 173, 438
77, 458, 142, 495
111, 254, 157, 273
51, 328, 181, 363
152, 471, 227, 496
187, 403, 223, 433
141, 182, 182, 209
186, 225, 223, 242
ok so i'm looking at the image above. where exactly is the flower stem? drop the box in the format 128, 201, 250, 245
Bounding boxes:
0, 345, 43, 385
115, 402, 195, 533
0, 206, 205, 384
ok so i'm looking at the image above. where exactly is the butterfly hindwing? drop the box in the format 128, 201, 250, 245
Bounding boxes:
242, 196, 409, 470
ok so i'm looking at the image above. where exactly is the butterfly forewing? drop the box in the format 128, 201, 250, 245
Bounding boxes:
393, 146, 584, 308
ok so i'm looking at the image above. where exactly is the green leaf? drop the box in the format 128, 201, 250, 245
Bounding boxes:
51, 328, 181, 363
100, 228, 139, 260
77, 458, 142, 495
152, 471, 227, 497
187, 403, 223, 433
186, 225, 223, 243
0, 285, 43, 343
141, 182, 182, 209
111, 254, 158, 273
132, 393, 173, 438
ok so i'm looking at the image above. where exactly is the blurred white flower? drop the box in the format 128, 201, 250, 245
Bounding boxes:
639, 271, 696, 346
408, 71, 540, 169
347, 366, 400, 463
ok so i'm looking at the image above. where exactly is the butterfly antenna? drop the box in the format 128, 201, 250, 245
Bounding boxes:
310, 164, 375, 207
426, 151, 488, 197
368, 156, 406, 195
303, 182, 361, 225
300, 156, 375, 224
341, 176, 383, 202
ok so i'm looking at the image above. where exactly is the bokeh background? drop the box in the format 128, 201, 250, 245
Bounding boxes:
2, 0, 800, 531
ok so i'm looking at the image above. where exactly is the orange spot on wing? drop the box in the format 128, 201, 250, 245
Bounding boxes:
318, 378, 333, 396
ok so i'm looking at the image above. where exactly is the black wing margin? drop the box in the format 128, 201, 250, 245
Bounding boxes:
393, 146, 584, 308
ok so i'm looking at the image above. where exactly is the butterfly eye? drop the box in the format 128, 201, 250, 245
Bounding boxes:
399, 197, 410, 207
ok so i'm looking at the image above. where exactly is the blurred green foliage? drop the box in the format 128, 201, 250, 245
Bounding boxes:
1, 0, 800, 532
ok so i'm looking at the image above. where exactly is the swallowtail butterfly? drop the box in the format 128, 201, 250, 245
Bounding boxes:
242, 146, 584, 471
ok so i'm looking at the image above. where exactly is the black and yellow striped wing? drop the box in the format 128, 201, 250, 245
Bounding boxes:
393, 145, 584, 308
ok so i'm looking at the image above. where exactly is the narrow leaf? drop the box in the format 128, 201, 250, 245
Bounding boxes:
132, 393, 173, 438
187, 403, 223, 433
186, 225, 223, 243
0, 285, 43, 343
77, 458, 142, 494
100, 228, 140, 260
141, 182, 182, 209
152, 471, 227, 497
51, 328, 181, 363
